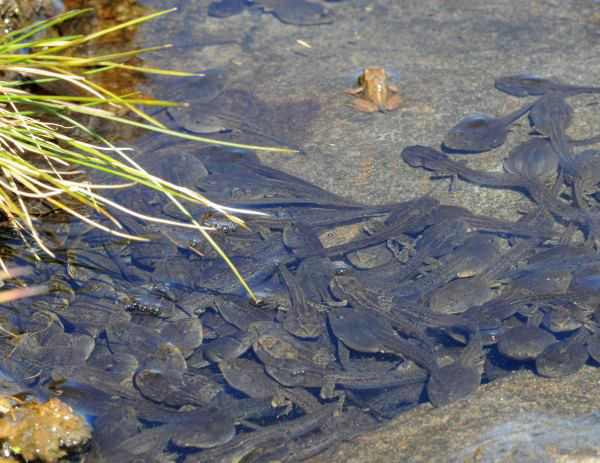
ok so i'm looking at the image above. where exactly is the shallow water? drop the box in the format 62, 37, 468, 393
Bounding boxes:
459, 413, 600, 463
4, 1, 600, 462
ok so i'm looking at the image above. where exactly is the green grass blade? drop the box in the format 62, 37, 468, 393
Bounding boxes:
0, 9, 92, 48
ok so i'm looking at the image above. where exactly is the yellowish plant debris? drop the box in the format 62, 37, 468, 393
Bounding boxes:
0, 397, 91, 462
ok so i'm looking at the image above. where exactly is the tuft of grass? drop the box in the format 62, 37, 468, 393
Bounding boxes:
0, 8, 296, 302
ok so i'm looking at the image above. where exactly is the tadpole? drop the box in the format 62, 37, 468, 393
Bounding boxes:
442, 102, 533, 153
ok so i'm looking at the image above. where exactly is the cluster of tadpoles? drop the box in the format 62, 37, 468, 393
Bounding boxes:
6, 74, 600, 463
399, 73, 600, 389
405, 74, 600, 237
174, 74, 600, 460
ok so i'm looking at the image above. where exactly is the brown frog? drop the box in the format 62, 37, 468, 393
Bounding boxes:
345, 68, 402, 113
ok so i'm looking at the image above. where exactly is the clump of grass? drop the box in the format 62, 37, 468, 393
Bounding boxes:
0, 8, 295, 301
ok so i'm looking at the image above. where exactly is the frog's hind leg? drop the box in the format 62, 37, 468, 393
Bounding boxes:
320, 382, 346, 414
351, 98, 379, 113
384, 94, 402, 111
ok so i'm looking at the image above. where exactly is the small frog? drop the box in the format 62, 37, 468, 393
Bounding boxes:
345, 68, 402, 113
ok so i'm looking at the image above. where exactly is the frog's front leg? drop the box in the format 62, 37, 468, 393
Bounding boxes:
345, 86, 364, 95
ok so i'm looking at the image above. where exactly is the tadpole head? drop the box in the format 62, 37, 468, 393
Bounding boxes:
495, 73, 550, 97
443, 115, 506, 152
401, 145, 438, 167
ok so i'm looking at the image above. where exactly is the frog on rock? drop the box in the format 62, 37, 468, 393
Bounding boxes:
345, 67, 402, 113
